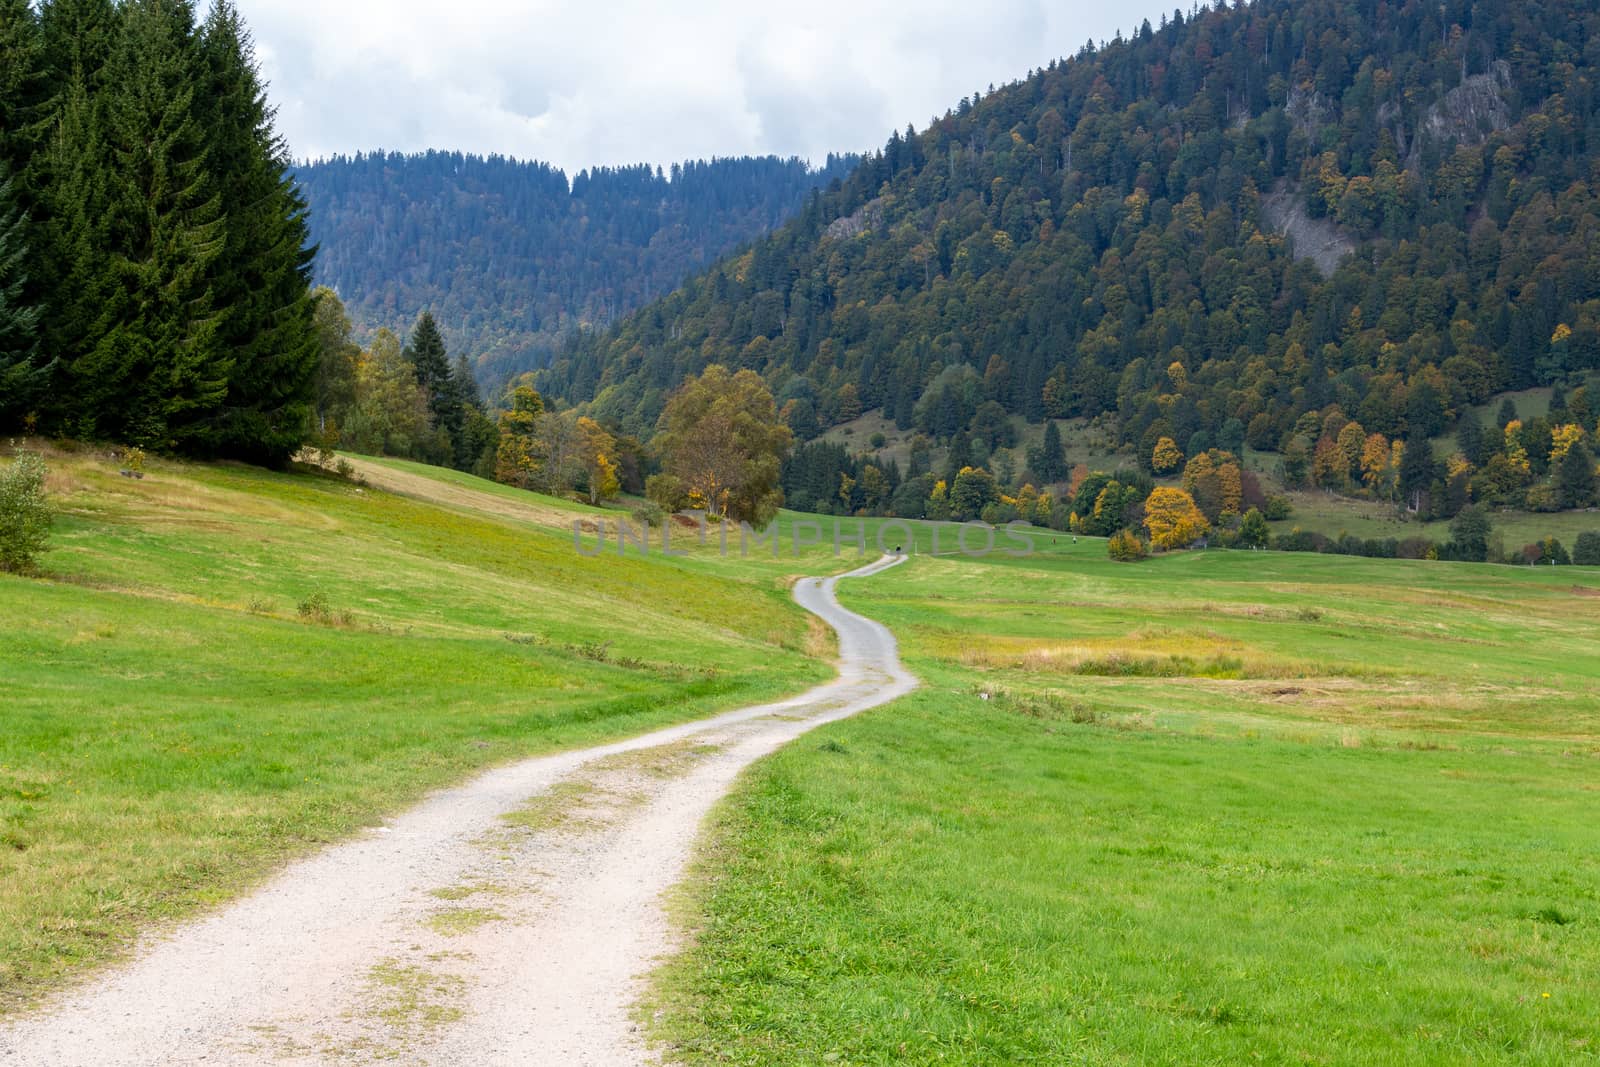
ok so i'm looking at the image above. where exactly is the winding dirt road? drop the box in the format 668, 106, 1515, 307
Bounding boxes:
0, 556, 915, 1066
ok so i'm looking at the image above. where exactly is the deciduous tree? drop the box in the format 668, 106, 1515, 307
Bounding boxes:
1143, 486, 1209, 550
652, 364, 791, 524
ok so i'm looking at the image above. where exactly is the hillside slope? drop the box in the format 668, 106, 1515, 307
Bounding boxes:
0, 444, 831, 1010
543, 0, 1600, 467
295, 152, 856, 383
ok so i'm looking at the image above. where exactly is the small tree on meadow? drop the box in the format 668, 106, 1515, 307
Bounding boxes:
1238, 507, 1271, 549
0, 446, 51, 573
1573, 531, 1600, 566
1449, 505, 1492, 562
1143, 486, 1209, 550
1107, 528, 1147, 562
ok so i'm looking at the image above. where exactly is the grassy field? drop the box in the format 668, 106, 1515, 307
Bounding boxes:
651, 544, 1600, 1064
0, 444, 855, 1012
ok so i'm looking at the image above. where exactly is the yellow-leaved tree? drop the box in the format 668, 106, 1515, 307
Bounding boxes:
1151, 436, 1183, 475
1143, 486, 1210, 550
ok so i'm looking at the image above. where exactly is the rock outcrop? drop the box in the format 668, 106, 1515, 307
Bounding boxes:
1261, 182, 1356, 277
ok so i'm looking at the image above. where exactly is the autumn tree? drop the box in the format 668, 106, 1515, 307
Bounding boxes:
1150, 436, 1182, 475
494, 382, 543, 488
651, 364, 792, 524
1107, 529, 1147, 561
576, 415, 620, 504
1143, 486, 1209, 551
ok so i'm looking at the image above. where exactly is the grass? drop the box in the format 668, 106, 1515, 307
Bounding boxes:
0, 443, 839, 1012
1266, 487, 1600, 550
650, 546, 1600, 1065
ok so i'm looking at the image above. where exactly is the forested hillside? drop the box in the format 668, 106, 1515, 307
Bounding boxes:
0, 0, 316, 464
543, 0, 1600, 519
295, 152, 857, 383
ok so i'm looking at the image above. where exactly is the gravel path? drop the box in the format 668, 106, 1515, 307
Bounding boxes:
0, 556, 915, 1066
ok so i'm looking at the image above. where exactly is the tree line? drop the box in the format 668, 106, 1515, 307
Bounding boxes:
0, 0, 317, 464
540, 0, 1600, 523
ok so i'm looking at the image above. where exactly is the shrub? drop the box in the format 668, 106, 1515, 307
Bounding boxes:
630, 500, 666, 527
0, 446, 52, 573
296, 591, 333, 623
1575, 531, 1600, 566
1107, 529, 1148, 562
1263, 494, 1293, 520
869, 432, 887, 449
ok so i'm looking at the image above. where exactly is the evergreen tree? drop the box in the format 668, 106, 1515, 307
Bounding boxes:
1456, 416, 1487, 468
37, 0, 117, 91
1496, 398, 1518, 430
0, 0, 49, 178
451, 353, 481, 409
1399, 438, 1435, 512
79, 0, 227, 448
33, 61, 113, 427
0, 167, 44, 421
1557, 442, 1596, 509
195, 0, 317, 463
405, 311, 462, 457
1028, 420, 1067, 483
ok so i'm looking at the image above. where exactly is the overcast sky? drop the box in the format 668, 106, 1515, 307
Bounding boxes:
238, 0, 1174, 176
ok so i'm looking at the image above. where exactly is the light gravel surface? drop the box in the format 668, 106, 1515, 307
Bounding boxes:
0, 555, 915, 1066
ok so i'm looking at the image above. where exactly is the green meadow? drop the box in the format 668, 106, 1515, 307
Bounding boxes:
1, 445, 839, 1011
7, 445, 1600, 1065
652, 545, 1600, 1064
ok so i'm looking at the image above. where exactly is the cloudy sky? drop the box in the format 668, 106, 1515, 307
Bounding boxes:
238, 0, 1173, 176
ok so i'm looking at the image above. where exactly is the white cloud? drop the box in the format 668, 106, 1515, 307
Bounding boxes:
238, 0, 1172, 174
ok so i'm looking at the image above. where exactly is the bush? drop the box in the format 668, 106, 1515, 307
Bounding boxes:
0, 446, 52, 573
1575, 531, 1600, 566
1107, 529, 1148, 562
297, 591, 333, 623
869, 432, 887, 449
1263, 494, 1293, 521
630, 501, 666, 528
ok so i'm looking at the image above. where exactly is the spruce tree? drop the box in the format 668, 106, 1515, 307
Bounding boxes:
195, 0, 317, 463
1029, 419, 1067, 483
407, 311, 451, 402
34, 64, 114, 435
406, 311, 463, 449
0, 167, 43, 423
451, 353, 481, 410
83, 0, 227, 448
37, 0, 118, 91
1399, 436, 1435, 512
1557, 442, 1596, 509
0, 0, 50, 178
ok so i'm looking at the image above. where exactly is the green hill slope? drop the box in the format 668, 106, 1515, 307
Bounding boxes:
0, 444, 831, 1010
